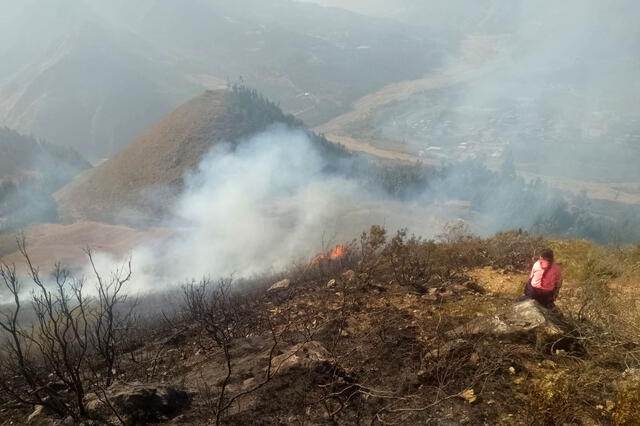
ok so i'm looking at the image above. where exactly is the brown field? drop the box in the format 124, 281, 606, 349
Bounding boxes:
0, 221, 169, 273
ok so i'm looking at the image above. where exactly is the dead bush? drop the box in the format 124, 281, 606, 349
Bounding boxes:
0, 239, 135, 423
181, 277, 291, 426
485, 230, 547, 271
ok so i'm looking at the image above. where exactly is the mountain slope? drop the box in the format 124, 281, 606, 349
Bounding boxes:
0, 22, 191, 160
0, 127, 90, 231
0, 0, 442, 160
54, 87, 342, 224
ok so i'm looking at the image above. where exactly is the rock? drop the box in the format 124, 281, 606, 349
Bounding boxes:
268, 279, 291, 293
85, 382, 190, 424
451, 284, 467, 294
271, 341, 335, 376
342, 270, 356, 283
242, 377, 257, 390
27, 405, 45, 423
447, 300, 578, 351
326, 279, 337, 288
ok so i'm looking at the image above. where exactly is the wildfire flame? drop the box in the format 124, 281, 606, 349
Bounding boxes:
311, 244, 348, 264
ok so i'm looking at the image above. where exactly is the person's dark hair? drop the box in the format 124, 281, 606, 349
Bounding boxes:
540, 248, 554, 263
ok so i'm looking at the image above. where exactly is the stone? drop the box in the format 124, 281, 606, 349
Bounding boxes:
342, 270, 356, 282
27, 405, 45, 423
85, 382, 190, 424
447, 300, 576, 351
268, 279, 291, 293
271, 341, 335, 376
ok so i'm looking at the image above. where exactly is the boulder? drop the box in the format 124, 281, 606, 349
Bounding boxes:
268, 279, 291, 293
271, 341, 335, 376
270, 340, 353, 387
85, 382, 190, 424
448, 300, 577, 351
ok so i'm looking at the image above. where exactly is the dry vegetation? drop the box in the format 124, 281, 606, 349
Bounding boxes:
1, 226, 640, 425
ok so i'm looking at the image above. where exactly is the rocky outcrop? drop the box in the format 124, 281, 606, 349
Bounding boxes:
268, 279, 291, 293
85, 382, 190, 425
448, 300, 580, 352
271, 341, 336, 376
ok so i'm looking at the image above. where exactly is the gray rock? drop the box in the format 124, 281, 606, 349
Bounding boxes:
268, 279, 291, 293
26, 405, 45, 423
448, 300, 572, 350
271, 341, 334, 375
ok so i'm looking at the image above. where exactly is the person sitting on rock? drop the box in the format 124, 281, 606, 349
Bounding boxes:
523, 248, 563, 308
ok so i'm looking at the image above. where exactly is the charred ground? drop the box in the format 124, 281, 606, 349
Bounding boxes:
2, 227, 640, 425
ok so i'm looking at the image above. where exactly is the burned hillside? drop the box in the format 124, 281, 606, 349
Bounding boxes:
2, 227, 640, 425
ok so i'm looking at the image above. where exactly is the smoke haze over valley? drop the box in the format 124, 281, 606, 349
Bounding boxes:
3, 2, 640, 425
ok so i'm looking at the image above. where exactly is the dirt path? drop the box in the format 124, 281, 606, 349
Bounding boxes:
327, 134, 430, 164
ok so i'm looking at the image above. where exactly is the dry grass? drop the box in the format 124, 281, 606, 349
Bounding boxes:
2, 227, 640, 425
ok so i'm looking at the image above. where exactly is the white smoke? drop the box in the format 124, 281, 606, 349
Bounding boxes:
83, 125, 450, 293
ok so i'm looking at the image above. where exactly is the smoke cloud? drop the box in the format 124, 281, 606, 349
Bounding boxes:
83, 125, 449, 292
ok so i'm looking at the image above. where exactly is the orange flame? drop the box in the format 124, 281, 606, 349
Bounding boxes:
311, 244, 348, 264
329, 244, 347, 259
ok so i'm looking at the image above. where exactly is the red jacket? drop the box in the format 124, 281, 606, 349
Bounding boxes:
530, 259, 562, 292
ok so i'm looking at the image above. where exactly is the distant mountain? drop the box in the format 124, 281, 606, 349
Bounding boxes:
0, 21, 192, 161
54, 86, 347, 224
0, 0, 442, 160
0, 127, 91, 232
